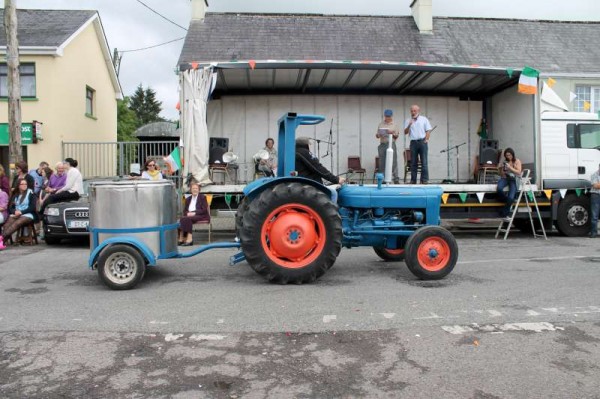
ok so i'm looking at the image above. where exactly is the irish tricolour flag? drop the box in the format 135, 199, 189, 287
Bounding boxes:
518, 66, 539, 95
164, 146, 182, 174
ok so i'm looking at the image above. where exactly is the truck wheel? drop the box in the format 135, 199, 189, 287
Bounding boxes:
373, 238, 407, 261
556, 194, 590, 237
404, 226, 458, 280
240, 182, 342, 284
97, 245, 146, 290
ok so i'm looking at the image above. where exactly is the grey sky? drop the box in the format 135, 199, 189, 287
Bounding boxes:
15, 0, 600, 120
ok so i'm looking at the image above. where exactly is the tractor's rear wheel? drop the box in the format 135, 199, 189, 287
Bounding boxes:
235, 197, 249, 234
404, 226, 458, 280
239, 183, 342, 284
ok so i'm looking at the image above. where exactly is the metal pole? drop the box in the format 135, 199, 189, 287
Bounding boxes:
4, 0, 23, 176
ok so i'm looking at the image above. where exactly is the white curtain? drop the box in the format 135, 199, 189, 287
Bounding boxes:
180, 67, 217, 186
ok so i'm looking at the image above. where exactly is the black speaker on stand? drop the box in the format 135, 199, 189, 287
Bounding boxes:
209, 137, 229, 164
479, 139, 499, 165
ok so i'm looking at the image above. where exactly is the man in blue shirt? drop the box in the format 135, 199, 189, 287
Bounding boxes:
28, 161, 49, 195
404, 104, 432, 184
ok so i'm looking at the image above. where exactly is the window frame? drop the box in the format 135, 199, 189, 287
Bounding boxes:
0, 62, 37, 98
574, 85, 600, 113
566, 123, 600, 149
85, 86, 96, 118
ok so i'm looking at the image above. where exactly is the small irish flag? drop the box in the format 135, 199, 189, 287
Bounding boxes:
164, 146, 182, 174
518, 66, 539, 95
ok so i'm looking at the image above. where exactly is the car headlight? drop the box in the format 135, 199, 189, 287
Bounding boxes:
44, 208, 60, 216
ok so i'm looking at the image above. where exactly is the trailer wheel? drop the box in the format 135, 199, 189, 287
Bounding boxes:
373, 239, 406, 261
97, 245, 146, 290
240, 182, 342, 284
556, 194, 590, 237
404, 226, 458, 280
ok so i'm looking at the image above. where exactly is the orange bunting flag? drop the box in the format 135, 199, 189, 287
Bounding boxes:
546, 77, 556, 88
584, 101, 591, 111
544, 190, 552, 199
175, 101, 180, 111
441, 193, 450, 204
248, 60, 256, 70
205, 194, 213, 206
191, 62, 199, 70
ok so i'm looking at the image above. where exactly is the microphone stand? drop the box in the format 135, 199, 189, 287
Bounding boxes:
440, 142, 467, 183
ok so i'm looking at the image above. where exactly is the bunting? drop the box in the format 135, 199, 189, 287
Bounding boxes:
441, 193, 450, 204
205, 194, 213, 206
224, 194, 232, 206
569, 92, 577, 102
476, 192, 485, 203
546, 77, 556, 88
544, 190, 552, 199
527, 191, 534, 202
458, 193, 468, 203
584, 101, 591, 111
559, 189, 567, 199
575, 189, 582, 197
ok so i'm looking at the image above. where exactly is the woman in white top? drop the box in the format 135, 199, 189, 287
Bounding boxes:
39, 157, 83, 215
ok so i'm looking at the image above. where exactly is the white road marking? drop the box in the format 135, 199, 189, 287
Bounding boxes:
380, 313, 396, 319
458, 255, 588, 265
189, 334, 226, 341
487, 310, 502, 317
216, 319, 225, 324
442, 322, 565, 335
323, 315, 337, 323
72, 318, 82, 321
150, 320, 169, 325
164, 333, 184, 342
527, 310, 541, 316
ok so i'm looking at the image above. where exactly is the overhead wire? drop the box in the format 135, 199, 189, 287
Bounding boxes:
119, 37, 186, 53
134, 0, 188, 31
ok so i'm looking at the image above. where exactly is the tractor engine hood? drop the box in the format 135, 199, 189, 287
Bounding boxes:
337, 185, 443, 209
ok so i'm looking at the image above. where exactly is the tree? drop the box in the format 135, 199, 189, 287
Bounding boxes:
129, 84, 163, 126
117, 97, 139, 142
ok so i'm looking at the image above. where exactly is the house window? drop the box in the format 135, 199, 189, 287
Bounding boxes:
574, 85, 600, 113
86, 86, 95, 117
0, 63, 36, 98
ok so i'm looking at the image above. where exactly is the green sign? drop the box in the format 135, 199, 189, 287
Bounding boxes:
0, 123, 33, 145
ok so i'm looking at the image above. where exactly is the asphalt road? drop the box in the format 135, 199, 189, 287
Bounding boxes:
1, 230, 600, 398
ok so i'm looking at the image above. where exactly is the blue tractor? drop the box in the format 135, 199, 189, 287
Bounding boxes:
236, 113, 458, 284
88, 113, 457, 290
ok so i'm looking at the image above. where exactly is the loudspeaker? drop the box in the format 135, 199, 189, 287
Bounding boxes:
479, 139, 499, 165
209, 137, 229, 151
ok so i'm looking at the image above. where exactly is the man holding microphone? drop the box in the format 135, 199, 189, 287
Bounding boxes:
404, 104, 432, 184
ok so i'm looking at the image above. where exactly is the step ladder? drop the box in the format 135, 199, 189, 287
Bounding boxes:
495, 169, 547, 240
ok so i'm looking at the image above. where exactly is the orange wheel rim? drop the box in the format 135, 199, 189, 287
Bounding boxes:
416, 237, 450, 272
261, 203, 326, 269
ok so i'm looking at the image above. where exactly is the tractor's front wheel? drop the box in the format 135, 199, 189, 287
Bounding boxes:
239, 183, 342, 284
404, 226, 458, 280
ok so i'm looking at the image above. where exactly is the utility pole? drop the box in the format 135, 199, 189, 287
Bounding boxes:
4, 0, 23, 174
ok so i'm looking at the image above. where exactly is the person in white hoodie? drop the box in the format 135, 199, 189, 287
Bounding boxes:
39, 158, 83, 215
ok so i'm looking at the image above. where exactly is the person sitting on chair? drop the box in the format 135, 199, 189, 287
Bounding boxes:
295, 137, 345, 185
496, 147, 522, 220
1, 178, 38, 245
178, 182, 210, 246
257, 138, 277, 177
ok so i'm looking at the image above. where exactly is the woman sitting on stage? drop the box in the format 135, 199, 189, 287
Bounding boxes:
497, 147, 522, 219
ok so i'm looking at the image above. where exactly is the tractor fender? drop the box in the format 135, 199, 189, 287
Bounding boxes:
243, 176, 333, 201
89, 237, 157, 268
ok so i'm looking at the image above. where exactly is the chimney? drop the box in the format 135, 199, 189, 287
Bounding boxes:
191, 0, 208, 21
410, 0, 433, 34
